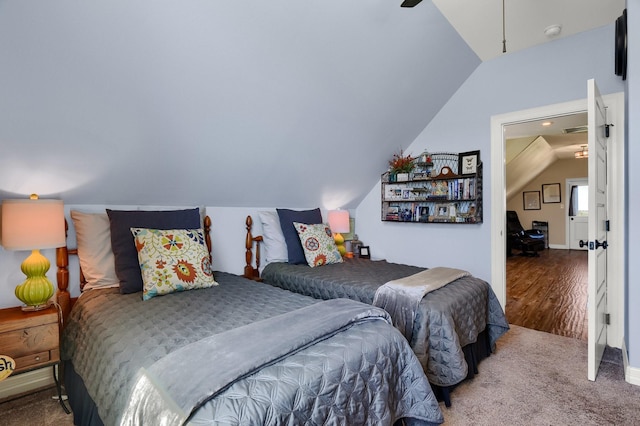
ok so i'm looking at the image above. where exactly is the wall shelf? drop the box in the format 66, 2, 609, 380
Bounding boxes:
381, 152, 483, 224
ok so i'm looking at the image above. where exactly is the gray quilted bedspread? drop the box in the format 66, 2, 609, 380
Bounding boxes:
262, 259, 510, 387
61, 272, 444, 426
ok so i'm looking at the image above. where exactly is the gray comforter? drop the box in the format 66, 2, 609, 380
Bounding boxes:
61, 272, 444, 426
262, 259, 510, 387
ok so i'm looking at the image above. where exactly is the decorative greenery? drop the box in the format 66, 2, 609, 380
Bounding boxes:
388, 149, 415, 174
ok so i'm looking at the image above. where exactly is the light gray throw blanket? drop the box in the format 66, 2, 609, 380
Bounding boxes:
373, 267, 470, 341
120, 299, 392, 426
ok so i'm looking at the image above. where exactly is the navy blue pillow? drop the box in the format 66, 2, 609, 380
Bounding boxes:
106, 208, 201, 294
276, 208, 323, 265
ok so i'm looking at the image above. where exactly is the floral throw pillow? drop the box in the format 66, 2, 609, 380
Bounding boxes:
293, 222, 343, 267
131, 228, 218, 300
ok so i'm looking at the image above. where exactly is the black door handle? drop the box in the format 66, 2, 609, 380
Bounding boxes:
579, 240, 587, 248
595, 240, 608, 249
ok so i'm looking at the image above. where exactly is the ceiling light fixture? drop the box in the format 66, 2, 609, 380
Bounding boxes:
575, 145, 588, 159
544, 24, 562, 38
541, 121, 553, 127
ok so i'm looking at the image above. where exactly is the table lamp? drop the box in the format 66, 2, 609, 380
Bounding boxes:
327, 210, 350, 257
1, 195, 65, 311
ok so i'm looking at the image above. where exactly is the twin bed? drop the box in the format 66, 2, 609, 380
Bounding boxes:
56, 208, 444, 425
244, 211, 509, 407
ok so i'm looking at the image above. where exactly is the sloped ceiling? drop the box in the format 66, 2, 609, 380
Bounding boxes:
0, 1, 480, 208
505, 136, 557, 200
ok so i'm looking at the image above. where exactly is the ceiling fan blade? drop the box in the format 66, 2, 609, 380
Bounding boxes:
400, 0, 423, 7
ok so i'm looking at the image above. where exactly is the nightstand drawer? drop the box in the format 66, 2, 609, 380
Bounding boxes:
0, 323, 59, 359
12, 350, 58, 372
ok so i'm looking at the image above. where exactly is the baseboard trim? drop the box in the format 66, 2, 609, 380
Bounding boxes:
0, 367, 55, 401
622, 338, 640, 386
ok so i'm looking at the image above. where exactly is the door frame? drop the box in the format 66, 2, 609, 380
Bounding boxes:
490, 92, 625, 348
566, 178, 589, 251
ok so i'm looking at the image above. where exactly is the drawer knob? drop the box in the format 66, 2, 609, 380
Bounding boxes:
35, 356, 40, 361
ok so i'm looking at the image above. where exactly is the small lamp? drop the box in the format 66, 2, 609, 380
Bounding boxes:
1, 194, 65, 311
327, 210, 350, 257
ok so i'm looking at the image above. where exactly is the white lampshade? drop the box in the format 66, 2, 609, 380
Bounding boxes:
327, 210, 350, 234
1, 197, 65, 251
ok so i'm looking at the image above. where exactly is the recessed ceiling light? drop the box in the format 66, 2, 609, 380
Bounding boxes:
544, 25, 562, 38
541, 121, 553, 126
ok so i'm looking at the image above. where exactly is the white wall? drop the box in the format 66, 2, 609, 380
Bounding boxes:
625, 0, 639, 373
356, 25, 624, 284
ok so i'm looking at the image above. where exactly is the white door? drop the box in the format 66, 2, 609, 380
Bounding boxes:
570, 216, 589, 250
567, 180, 589, 250
587, 79, 608, 381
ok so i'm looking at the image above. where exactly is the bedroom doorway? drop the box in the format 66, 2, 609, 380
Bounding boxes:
503, 114, 589, 340
490, 91, 625, 354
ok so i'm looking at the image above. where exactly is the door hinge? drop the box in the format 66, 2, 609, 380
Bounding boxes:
605, 313, 611, 325
605, 123, 614, 138
606, 220, 610, 232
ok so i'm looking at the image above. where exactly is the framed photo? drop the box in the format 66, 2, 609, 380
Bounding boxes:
523, 191, 541, 210
418, 206, 430, 222
435, 204, 449, 219
358, 245, 370, 259
458, 150, 480, 176
542, 183, 561, 203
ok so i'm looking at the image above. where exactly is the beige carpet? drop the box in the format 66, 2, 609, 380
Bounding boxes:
1, 325, 638, 425
441, 325, 639, 425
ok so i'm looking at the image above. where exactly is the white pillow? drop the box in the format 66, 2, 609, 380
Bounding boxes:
258, 211, 288, 264
70, 211, 120, 290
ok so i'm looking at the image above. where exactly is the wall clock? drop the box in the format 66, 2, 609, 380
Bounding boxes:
615, 9, 627, 81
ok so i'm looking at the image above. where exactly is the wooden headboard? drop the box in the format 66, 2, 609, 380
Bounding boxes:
243, 215, 263, 281
55, 215, 213, 323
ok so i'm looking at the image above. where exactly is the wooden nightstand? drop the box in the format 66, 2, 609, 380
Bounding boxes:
0, 305, 69, 412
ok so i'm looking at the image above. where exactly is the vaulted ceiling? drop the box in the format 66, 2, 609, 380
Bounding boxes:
0, 1, 623, 209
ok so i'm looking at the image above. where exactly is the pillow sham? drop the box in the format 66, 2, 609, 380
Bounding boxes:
258, 210, 288, 264
106, 208, 201, 294
131, 228, 218, 300
277, 208, 323, 265
293, 222, 343, 267
70, 211, 120, 290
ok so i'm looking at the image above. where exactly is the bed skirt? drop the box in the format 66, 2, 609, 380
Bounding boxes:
430, 328, 492, 407
64, 361, 104, 426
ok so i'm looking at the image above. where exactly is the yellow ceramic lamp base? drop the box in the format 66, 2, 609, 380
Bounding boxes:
15, 249, 54, 311
333, 233, 347, 257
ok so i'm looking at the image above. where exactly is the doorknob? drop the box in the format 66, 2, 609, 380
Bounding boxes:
595, 240, 608, 249
579, 240, 587, 248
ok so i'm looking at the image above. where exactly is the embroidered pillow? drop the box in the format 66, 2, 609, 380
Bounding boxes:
130, 228, 218, 300
293, 222, 343, 268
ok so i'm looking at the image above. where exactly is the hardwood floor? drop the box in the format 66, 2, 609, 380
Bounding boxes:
506, 248, 588, 340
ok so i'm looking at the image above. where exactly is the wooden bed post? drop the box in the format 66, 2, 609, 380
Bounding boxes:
244, 215, 263, 281
56, 220, 71, 322
204, 215, 212, 262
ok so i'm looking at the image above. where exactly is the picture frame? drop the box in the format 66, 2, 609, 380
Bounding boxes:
542, 183, 561, 203
418, 206, 430, 222
435, 203, 450, 219
358, 245, 370, 259
458, 150, 480, 176
523, 191, 541, 210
